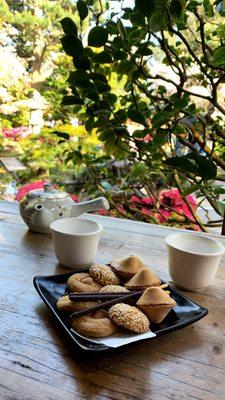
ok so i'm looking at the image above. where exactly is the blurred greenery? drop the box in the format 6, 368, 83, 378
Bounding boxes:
1, 0, 225, 231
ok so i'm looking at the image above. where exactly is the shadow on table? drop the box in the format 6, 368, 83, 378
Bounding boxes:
35, 303, 203, 399
22, 230, 53, 249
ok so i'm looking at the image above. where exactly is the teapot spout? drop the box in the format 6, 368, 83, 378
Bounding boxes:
70, 197, 109, 218
30, 204, 54, 233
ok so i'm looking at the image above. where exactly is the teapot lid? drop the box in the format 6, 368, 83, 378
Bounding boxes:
27, 183, 68, 199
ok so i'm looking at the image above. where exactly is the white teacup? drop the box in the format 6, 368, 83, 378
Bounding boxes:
165, 233, 225, 291
50, 218, 103, 268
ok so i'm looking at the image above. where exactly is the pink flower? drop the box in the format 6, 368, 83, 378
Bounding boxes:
2, 126, 31, 139
129, 195, 154, 206
142, 197, 154, 206
157, 208, 171, 222
96, 208, 108, 215
140, 207, 153, 216
129, 195, 142, 204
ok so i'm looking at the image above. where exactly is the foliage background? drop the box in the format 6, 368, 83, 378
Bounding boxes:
1, 0, 225, 232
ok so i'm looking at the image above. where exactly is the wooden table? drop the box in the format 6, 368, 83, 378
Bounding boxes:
1, 200, 225, 400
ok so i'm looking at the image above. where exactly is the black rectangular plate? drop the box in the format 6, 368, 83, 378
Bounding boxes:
33, 271, 208, 352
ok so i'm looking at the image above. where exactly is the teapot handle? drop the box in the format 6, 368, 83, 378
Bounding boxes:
70, 197, 109, 217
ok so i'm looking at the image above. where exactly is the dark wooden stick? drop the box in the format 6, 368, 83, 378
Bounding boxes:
69, 291, 142, 319
69, 291, 140, 302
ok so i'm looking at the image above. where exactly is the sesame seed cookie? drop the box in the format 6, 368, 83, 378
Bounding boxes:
89, 264, 120, 286
99, 285, 129, 293
108, 303, 149, 333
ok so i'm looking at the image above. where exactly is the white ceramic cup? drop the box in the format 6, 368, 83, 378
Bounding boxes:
165, 233, 225, 291
50, 218, 103, 268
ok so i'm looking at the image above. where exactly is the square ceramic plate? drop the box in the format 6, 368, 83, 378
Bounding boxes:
33, 270, 208, 352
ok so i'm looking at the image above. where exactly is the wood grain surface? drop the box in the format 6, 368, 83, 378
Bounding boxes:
0, 200, 225, 400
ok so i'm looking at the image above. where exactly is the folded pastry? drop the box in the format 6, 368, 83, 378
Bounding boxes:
136, 287, 176, 323
125, 268, 161, 290
110, 255, 145, 278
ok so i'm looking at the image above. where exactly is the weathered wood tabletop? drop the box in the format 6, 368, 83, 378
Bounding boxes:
1, 200, 225, 400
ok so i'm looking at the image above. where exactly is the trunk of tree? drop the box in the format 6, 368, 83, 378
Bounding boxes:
31, 32, 46, 91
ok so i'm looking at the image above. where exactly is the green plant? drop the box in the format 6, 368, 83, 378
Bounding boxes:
59, 0, 225, 231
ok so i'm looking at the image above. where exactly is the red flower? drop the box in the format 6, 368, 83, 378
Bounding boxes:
142, 197, 154, 206
157, 208, 171, 222
129, 195, 142, 204
16, 180, 48, 201
69, 194, 79, 203
140, 207, 153, 216
129, 195, 154, 206
96, 208, 108, 215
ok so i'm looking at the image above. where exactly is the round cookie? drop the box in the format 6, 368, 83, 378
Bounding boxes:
56, 295, 99, 312
99, 285, 129, 293
108, 303, 149, 333
71, 310, 117, 338
67, 272, 102, 293
89, 264, 120, 286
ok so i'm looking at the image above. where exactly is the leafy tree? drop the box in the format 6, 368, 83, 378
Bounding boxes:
59, 0, 225, 231
1, 0, 78, 91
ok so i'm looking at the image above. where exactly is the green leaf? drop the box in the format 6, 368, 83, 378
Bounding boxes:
52, 131, 70, 140
216, 200, 225, 216
113, 50, 127, 60
61, 36, 83, 57
62, 96, 84, 105
88, 26, 108, 47
135, 0, 154, 16
94, 50, 112, 63
73, 55, 90, 70
85, 117, 95, 132
152, 131, 168, 145
170, 93, 189, 110
114, 109, 127, 123
77, 0, 88, 21
149, 10, 167, 32
152, 111, 173, 127
105, 93, 117, 106
173, 124, 186, 135
183, 184, 201, 196
67, 70, 93, 88
60, 18, 77, 36
170, 0, 183, 18
133, 129, 147, 138
90, 72, 108, 83
203, 0, 214, 17
217, 25, 225, 39
72, 150, 83, 164
131, 162, 149, 178
213, 47, 225, 66
195, 155, 217, 181
128, 109, 146, 125
130, 11, 145, 25
165, 157, 198, 174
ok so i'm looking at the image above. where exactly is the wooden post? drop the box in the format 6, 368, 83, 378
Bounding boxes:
222, 212, 225, 235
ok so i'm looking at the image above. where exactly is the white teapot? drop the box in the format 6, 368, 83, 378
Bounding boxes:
19, 183, 109, 233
